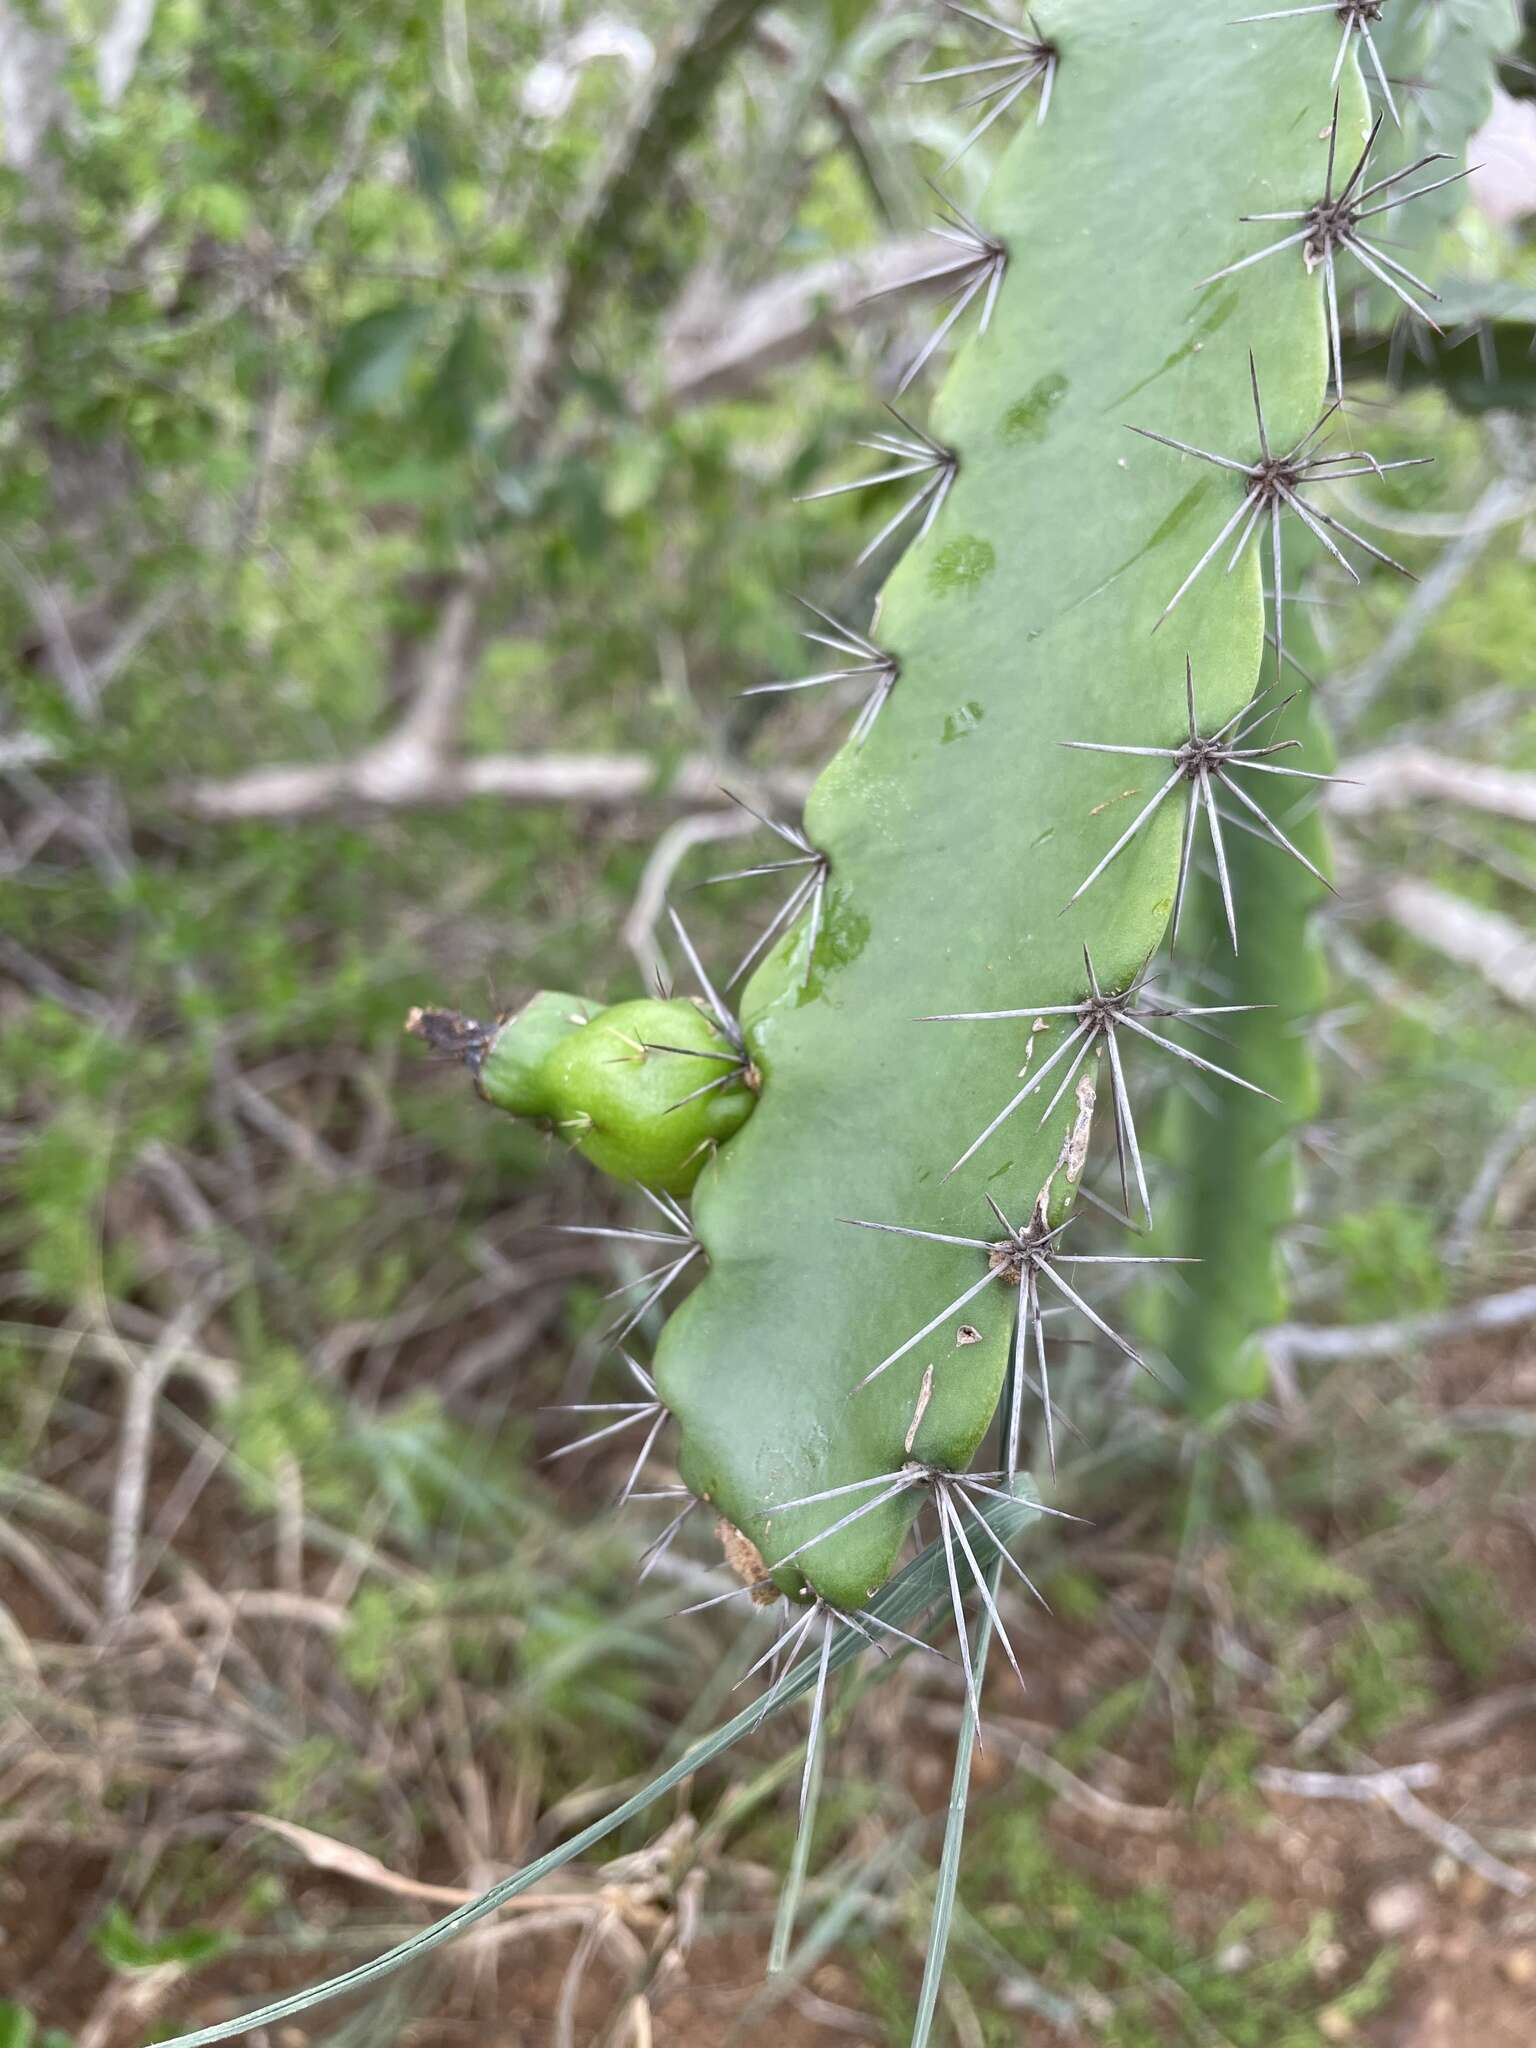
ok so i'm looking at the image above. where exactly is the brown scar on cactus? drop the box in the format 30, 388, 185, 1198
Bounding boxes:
717, 1517, 782, 1606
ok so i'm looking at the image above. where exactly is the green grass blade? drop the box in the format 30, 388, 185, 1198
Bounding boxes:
909, 1557, 999, 2048
158, 1488, 1042, 2048
767, 1693, 826, 1974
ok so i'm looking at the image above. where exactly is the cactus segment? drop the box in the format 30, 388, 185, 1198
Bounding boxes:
1135, 0, 1519, 1420
1377, 1, 1519, 239
1141, 685, 1333, 1419
656, 0, 1360, 1611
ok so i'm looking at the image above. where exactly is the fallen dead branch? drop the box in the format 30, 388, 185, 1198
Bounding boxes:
1257, 1761, 1532, 1897
1330, 747, 1536, 826
173, 749, 811, 823
1378, 877, 1536, 1012
1264, 1283, 1536, 1369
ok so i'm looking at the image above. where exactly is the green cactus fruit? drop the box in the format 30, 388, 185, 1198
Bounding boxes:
537, 997, 757, 1194
408, 990, 756, 1195
477, 991, 597, 1116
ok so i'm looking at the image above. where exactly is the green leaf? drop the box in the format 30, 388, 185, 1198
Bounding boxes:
418, 311, 497, 453
321, 305, 436, 415
0, 2004, 35, 2048
408, 125, 456, 232
92, 1905, 228, 1973
184, 181, 253, 240
492, 464, 548, 518
911, 1561, 997, 2048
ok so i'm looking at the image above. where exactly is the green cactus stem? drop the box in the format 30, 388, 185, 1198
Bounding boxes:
656, 0, 1363, 1612
1132, 0, 1517, 1420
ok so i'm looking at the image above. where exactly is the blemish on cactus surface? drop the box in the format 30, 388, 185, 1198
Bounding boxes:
793, 890, 871, 1005
941, 701, 986, 744
927, 535, 996, 595
1114, 287, 1240, 406
1002, 372, 1069, 445
1081, 480, 1213, 611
